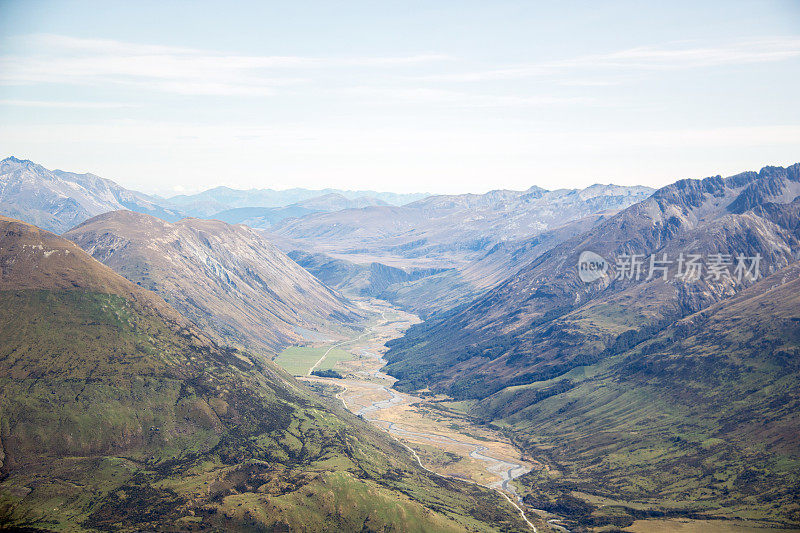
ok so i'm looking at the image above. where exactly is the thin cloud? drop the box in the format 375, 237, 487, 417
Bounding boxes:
342, 86, 591, 107
422, 37, 800, 82
0, 99, 137, 108
0, 34, 451, 96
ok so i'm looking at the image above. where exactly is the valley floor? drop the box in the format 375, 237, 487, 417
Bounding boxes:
277, 298, 545, 530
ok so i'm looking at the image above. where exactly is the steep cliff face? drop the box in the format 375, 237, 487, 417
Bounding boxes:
66, 211, 364, 356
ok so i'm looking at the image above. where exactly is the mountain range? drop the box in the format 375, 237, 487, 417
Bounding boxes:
0, 157, 183, 234
272, 184, 653, 317
269, 184, 654, 269
0, 157, 427, 234
2, 154, 799, 530
384, 164, 800, 397
209, 193, 390, 228
0, 215, 529, 532
167, 185, 427, 217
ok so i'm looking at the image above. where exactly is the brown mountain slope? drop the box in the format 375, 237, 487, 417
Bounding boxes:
65, 211, 364, 356
0, 215, 187, 324
0, 216, 529, 532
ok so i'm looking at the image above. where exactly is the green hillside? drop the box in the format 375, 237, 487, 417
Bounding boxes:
471, 262, 800, 530
0, 216, 528, 532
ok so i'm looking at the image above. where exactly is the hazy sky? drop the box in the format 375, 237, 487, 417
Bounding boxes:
0, 0, 798, 196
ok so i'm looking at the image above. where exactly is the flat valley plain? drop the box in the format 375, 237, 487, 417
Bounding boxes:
273, 346, 352, 375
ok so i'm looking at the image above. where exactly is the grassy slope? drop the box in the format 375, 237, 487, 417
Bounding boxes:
0, 292, 524, 532
471, 264, 800, 530
0, 217, 528, 532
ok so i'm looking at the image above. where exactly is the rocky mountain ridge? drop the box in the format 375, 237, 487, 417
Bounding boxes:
0, 157, 182, 233
168, 185, 427, 217
65, 211, 364, 357
383, 163, 800, 398
270, 183, 655, 270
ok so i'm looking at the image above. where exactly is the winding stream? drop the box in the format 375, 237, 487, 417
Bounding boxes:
302, 305, 542, 531
352, 383, 530, 498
